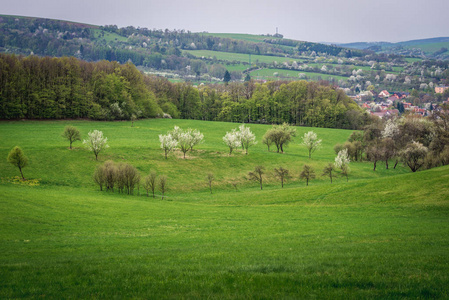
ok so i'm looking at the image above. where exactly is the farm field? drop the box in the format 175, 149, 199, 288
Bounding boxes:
202, 33, 282, 43
184, 49, 295, 65
250, 68, 348, 81
402, 41, 449, 54
1, 119, 449, 298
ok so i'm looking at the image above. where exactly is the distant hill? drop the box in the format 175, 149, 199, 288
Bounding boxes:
339, 37, 449, 59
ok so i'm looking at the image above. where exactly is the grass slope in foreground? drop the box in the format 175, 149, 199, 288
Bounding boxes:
1, 166, 448, 298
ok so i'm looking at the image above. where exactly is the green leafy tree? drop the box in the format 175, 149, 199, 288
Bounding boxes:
223, 70, 231, 85
264, 123, 296, 153
62, 126, 81, 149
7, 146, 28, 180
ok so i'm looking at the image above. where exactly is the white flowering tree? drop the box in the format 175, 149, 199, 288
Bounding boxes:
334, 149, 350, 181
167, 126, 204, 159
188, 129, 204, 151
177, 131, 193, 159
238, 124, 257, 155
159, 134, 178, 159
223, 130, 241, 154
83, 130, 109, 160
301, 131, 322, 159
382, 119, 400, 139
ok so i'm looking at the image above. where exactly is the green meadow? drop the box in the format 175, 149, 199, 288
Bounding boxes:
1, 119, 448, 298
184, 49, 295, 65
251, 68, 348, 81
201, 33, 282, 43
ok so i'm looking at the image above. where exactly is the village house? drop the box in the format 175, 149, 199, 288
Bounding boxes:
378, 90, 390, 98
435, 85, 449, 94
370, 109, 399, 119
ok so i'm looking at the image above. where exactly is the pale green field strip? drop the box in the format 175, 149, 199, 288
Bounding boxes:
250, 68, 349, 81
184, 50, 296, 64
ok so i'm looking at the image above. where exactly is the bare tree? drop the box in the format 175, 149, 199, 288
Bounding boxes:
103, 160, 117, 192
300, 164, 315, 186
274, 166, 289, 188
143, 171, 157, 197
159, 175, 167, 199
322, 163, 336, 183
93, 165, 106, 191
206, 173, 214, 194
122, 163, 140, 195
366, 143, 383, 171
248, 165, 265, 190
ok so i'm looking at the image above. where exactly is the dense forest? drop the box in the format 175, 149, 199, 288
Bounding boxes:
0, 54, 368, 129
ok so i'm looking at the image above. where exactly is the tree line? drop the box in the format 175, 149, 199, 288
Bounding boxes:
334, 109, 449, 172
0, 53, 368, 129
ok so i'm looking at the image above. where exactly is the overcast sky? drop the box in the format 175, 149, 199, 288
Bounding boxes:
1, 0, 448, 43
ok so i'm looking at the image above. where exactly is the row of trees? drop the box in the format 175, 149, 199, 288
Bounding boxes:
222, 125, 257, 154
159, 126, 204, 158
93, 160, 168, 199
246, 149, 350, 190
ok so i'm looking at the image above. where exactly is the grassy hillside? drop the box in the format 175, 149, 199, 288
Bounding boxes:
0, 119, 409, 193
1, 120, 448, 298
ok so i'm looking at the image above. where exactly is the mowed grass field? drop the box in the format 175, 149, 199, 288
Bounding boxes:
251, 68, 348, 81
184, 49, 295, 65
1, 119, 449, 298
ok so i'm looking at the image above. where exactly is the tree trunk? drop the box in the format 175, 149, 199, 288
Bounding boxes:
385, 160, 389, 169
373, 160, 377, 171
19, 166, 25, 180
394, 159, 399, 169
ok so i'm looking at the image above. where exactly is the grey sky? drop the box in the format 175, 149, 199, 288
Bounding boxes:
1, 0, 448, 43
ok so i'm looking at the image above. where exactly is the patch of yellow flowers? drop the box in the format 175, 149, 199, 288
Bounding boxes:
1, 176, 40, 186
